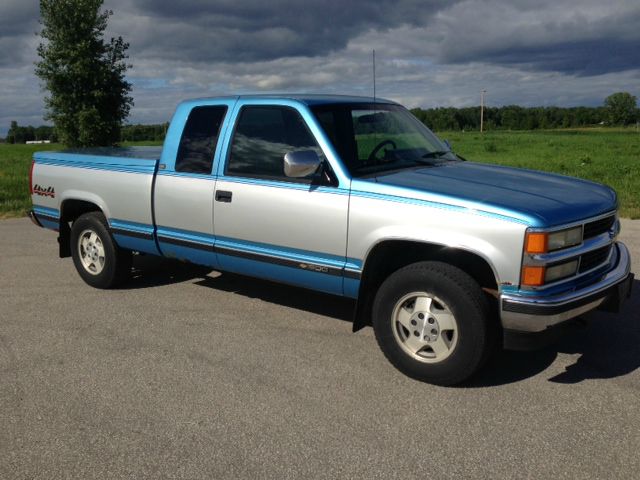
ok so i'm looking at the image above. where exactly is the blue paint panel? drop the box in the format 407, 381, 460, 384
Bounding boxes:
110, 219, 154, 236
109, 219, 159, 255
157, 226, 216, 245
34, 152, 157, 175
112, 234, 159, 255
38, 219, 59, 231
158, 243, 217, 268
156, 171, 217, 180
217, 252, 342, 295
215, 235, 346, 270
33, 205, 60, 218
221, 176, 349, 196
343, 278, 361, 299
365, 162, 617, 228
350, 182, 534, 226
156, 226, 218, 268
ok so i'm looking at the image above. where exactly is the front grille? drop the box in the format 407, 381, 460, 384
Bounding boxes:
579, 245, 612, 273
583, 215, 615, 240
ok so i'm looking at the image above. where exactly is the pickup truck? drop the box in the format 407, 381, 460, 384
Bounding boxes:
29, 95, 633, 385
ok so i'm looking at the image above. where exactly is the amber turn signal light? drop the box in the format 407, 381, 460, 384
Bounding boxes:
525, 232, 547, 254
522, 266, 545, 286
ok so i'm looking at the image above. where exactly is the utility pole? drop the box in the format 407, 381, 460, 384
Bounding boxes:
480, 89, 487, 133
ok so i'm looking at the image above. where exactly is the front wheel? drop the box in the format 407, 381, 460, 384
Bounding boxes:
70, 212, 131, 289
372, 261, 495, 386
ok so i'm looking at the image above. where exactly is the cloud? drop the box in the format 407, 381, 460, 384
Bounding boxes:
110, 0, 449, 62
429, 0, 640, 74
0, 0, 639, 133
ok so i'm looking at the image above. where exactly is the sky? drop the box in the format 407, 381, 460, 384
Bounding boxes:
1, 0, 639, 135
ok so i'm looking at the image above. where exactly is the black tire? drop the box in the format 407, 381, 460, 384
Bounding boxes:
372, 261, 495, 386
70, 212, 132, 289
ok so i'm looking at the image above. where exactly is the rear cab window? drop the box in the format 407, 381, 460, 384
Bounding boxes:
175, 106, 228, 174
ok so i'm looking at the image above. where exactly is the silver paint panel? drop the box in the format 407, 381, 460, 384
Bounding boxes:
213, 179, 348, 263
154, 174, 216, 238
347, 193, 528, 286
33, 162, 154, 226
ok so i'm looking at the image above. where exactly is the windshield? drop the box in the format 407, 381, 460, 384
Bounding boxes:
311, 103, 458, 177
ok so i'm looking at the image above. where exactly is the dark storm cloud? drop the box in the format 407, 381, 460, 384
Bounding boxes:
431, 0, 640, 76
0, 1, 39, 66
117, 0, 450, 62
459, 39, 640, 76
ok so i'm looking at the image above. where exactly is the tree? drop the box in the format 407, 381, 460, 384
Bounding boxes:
6, 121, 18, 144
604, 92, 637, 126
35, 0, 133, 147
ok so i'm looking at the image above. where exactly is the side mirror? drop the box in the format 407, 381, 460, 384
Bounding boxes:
284, 150, 321, 178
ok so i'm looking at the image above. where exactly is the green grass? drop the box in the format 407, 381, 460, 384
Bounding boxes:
0, 143, 61, 219
0, 141, 161, 219
1, 129, 639, 218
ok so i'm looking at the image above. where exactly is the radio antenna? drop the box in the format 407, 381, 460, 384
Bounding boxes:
372, 49, 376, 105
372, 49, 378, 179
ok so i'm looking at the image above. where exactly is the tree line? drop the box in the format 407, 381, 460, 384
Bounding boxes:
3, 121, 57, 144
2, 122, 167, 144
411, 92, 639, 131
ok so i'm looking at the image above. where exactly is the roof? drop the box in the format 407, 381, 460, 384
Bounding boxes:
179, 94, 398, 107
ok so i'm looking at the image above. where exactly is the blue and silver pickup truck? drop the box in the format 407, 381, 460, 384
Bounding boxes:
30, 95, 633, 385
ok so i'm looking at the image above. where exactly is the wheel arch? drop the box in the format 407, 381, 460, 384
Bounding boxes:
352, 239, 500, 332
58, 195, 108, 258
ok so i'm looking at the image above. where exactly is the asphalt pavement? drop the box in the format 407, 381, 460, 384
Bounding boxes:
1, 217, 639, 479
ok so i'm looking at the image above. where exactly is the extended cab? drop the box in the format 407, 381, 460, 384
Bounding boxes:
29, 95, 633, 385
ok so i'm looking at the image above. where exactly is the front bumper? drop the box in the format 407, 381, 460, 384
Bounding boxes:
500, 242, 633, 333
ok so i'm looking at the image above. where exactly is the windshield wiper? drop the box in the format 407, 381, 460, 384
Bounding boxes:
421, 150, 450, 159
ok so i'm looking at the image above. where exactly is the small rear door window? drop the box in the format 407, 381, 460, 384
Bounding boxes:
175, 106, 227, 174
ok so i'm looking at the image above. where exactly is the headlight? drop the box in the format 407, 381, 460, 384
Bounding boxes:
547, 227, 582, 251
525, 226, 582, 254
521, 259, 579, 287
545, 260, 579, 283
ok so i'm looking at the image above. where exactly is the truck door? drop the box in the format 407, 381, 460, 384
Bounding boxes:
154, 101, 233, 267
213, 103, 349, 295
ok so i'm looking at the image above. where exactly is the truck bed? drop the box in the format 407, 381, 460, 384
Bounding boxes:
32, 146, 161, 256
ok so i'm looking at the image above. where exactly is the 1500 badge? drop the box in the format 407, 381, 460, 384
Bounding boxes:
299, 263, 329, 273
33, 184, 55, 198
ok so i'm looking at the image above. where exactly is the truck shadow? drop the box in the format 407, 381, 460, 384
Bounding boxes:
193, 273, 355, 323
124, 256, 639, 386
470, 278, 640, 387
124, 255, 355, 322
123, 255, 214, 289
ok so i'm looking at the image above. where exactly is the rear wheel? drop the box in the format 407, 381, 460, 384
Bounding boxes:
70, 212, 131, 289
372, 261, 495, 386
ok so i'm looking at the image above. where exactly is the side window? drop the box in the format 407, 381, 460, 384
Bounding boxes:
226, 106, 324, 180
175, 106, 227, 174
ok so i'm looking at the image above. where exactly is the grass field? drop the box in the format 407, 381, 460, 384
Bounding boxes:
1, 129, 638, 218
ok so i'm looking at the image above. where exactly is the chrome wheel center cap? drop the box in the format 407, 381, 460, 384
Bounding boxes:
411, 313, 439, 342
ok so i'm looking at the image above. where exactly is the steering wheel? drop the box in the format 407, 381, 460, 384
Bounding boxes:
367, 139, 397, 162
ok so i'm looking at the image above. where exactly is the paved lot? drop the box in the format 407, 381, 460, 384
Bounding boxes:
1, 217, 639, 479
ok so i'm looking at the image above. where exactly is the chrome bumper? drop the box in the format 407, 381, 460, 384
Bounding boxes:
500, 242, 633, 333
28, 209, 43, 228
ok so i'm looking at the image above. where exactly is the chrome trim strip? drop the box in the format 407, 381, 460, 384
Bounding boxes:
526, 210, 616, 233
524, 231, 613, 266
501, 242, 631, 332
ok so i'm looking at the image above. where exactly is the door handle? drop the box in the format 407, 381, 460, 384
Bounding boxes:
215, 190, 233, 203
